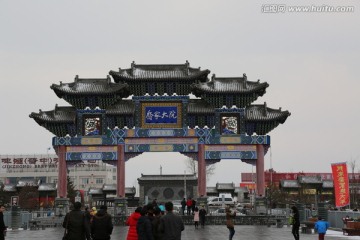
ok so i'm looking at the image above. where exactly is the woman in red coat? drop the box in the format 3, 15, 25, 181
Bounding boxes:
126, 207, 142, 240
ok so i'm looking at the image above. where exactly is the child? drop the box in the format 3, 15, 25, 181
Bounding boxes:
314, 217, 329, 240
193, 207, 199, 229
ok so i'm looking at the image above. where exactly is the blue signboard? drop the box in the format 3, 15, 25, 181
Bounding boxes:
145, 106, 178, 124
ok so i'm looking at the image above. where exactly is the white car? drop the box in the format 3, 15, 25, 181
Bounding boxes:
208, 197, 235, 206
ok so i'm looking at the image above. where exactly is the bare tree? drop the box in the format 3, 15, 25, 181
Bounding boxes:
349, 158, 357, 208
185, 157, 216, 180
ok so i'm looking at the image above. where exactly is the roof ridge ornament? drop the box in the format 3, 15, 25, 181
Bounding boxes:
212, 74, 216, 81
185, 60, 189, 75
75, 75, 79, 82
243, 73, 247, 89
107, 75, 111, 84
263, 102, 268, 116
131, 61, 135, 75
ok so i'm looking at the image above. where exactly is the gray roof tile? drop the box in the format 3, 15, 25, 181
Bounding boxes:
29, 105, 76, 124
191, 75, 268, 94
246, 104, 291, 123
280, 180, 300, 188
106, 100, 135, 115
51, 77, 129, 97
110, 61, 210, 82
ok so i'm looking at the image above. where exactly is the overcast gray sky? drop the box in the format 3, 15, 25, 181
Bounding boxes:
0, 0, 359, 187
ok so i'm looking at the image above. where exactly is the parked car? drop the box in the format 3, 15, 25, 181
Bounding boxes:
208, 197, 236, 206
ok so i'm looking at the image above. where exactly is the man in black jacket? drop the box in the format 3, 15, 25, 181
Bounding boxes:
0, 205, 7, 240
91, 205, 113, 240
159, 202, 184, 240
62, 202, 91, 240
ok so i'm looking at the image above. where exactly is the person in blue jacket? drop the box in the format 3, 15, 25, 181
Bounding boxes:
314, 217, 330, 240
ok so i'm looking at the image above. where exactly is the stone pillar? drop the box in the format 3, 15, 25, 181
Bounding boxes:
117, 144, 125, 197
57, 145, 67, 198
197, 143, 206, 197
256, 144, 265, 197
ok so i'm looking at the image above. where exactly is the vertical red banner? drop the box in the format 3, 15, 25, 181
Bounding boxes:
331, 162, 350, 207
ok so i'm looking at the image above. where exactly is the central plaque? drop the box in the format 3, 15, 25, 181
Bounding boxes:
141, 102, 182, 128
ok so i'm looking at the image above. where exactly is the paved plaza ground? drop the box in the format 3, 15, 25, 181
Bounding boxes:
5, 225, 359, 240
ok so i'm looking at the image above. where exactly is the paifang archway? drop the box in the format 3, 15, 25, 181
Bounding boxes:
30, 61, 290, 199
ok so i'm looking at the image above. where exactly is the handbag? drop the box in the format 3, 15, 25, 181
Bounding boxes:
63, 213, 70, 240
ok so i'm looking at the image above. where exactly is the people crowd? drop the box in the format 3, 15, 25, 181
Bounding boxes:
63, 202, 113, 240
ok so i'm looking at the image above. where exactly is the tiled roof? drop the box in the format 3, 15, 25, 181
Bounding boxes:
191, 74, 269, 94
216, 183, 235, 190
89, 188, 103, 195
298, 175, 323, 184
106, 100, 135, 115
138, 174, 197, 181
246, 103, 291, 123
187, 99, 214, 115
51, 76, 129, 97
38, 183, 56, 191
280, 180, 300, 188
323, 180, 334, 188
29, 105, 76, 124
103, 184, 116, 191
3, 184, 16, 192
206, 187, 218, 193
16, 179, 38, 187
110, 61, 210, 82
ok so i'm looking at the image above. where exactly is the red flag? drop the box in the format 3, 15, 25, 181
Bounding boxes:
331, 162, 350, 207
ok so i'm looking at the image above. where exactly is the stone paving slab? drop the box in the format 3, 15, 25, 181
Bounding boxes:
5, 225, 359, 240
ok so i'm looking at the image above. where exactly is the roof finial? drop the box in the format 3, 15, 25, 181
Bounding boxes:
75, 75, 79, 82
131, 61, 135, 73
264, 102, 268, 116
60, 81, 63, 86
212, 74, 216, 81
107, 75, 111, 84
243, 73, 247, 89
185, 60, 189, 67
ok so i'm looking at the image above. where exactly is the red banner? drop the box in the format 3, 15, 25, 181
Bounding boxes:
331, 162, 350, 207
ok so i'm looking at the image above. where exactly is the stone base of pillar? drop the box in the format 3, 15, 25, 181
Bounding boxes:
55, 197, 70, 217
113, 197, 128, 226
114, 197, 128, 217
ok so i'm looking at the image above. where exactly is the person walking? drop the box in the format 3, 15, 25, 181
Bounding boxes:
186, 198, 192, 215
199, 206, 207, 228
0, 205, 7, 240
291, 206, 300, 240
225, 206, 236, 240
151, 207, 163, 240
193, 207, 199, 229
126, 207, 142, 240
62, 202, 91, 240
191, 199, 196, 215
180, 198, 186, 215
159, 202, 184, 240
91, 205, 113, 240
137, 206, 154, 240
314, 217, 330, 240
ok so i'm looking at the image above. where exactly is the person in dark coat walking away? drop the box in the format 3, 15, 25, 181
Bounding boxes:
159, 202, 184, 240
91, 205, 113, 240
0, 205, 7, 240
291, 206, 300, 240
137, 206, 154, 240
180, 198, 186, 215
199, 206, 207, 228
126, 207, 142, 240
62, 202, 91, 240
151, 207, 163, 240
314, 217, 329, 240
